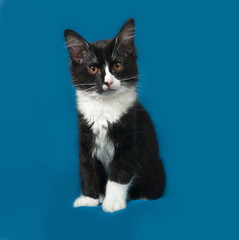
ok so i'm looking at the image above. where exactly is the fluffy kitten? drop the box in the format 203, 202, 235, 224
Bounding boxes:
64, 19, 165, 213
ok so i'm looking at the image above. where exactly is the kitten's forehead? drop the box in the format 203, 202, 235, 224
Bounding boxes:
90, 39, 115, 64
92, 39, 114, 48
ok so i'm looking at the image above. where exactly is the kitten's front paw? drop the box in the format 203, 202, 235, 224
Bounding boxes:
102, 198, 126, 213
73, 195, 99, 207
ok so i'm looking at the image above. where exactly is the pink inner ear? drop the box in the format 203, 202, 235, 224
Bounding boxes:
70, 51, 82, 63
69, 46, 88, 63
71, 54, 82, 63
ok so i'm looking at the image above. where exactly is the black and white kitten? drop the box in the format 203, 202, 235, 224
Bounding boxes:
64, 19, 165, 213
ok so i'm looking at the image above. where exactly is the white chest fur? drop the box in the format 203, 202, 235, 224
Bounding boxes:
76, 88, 137, 171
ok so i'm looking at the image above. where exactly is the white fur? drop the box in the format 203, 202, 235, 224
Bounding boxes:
76, 84, 137, 171
73, 195, 99, 207
102, 84, 108, 91
104, 65, 113, 84
102, 181, 130, 212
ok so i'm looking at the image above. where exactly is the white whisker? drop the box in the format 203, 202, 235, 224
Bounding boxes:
120, 76, 138, 81
73, 83, 97, 87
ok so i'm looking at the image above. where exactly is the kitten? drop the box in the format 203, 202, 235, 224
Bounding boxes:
64, 19, 165, 213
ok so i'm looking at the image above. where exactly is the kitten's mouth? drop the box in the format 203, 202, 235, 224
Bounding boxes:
102, 84, 118, 93
101, 86, 119, 95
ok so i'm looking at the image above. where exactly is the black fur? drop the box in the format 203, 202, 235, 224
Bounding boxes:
64, 19, 165, 201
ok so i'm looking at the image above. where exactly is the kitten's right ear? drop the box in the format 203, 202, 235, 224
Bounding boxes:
64, 29, 91, 63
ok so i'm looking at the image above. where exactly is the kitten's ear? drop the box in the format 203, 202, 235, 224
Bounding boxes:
114, 19, 135, 55
64, 29, 92, 63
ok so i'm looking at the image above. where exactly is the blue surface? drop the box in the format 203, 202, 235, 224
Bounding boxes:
0, 0, 238, 239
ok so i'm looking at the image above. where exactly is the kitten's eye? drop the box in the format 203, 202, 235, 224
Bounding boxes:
113, 62, 123, 71
88, 65, 99, 74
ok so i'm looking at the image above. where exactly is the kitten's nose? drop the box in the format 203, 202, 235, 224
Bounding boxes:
104, 80, 113, 88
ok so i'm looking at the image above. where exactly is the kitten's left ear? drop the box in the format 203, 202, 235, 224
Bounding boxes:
114, 19, 135, 55
64, 29, 93, 63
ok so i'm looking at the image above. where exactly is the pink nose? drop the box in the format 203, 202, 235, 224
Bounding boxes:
104, 80, 113, 88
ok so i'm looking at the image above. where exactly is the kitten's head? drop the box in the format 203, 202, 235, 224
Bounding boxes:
64, 19, 138, 96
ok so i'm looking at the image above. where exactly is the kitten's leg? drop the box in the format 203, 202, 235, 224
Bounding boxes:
102, 118, 138, 212
74, 158, 107, 208
102, 153, 136, 212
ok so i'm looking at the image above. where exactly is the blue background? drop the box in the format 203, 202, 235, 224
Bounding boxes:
0, 0, 238, 239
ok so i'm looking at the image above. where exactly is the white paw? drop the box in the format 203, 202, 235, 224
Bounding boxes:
102, 198, 126, 213
73, 195, 99, 207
